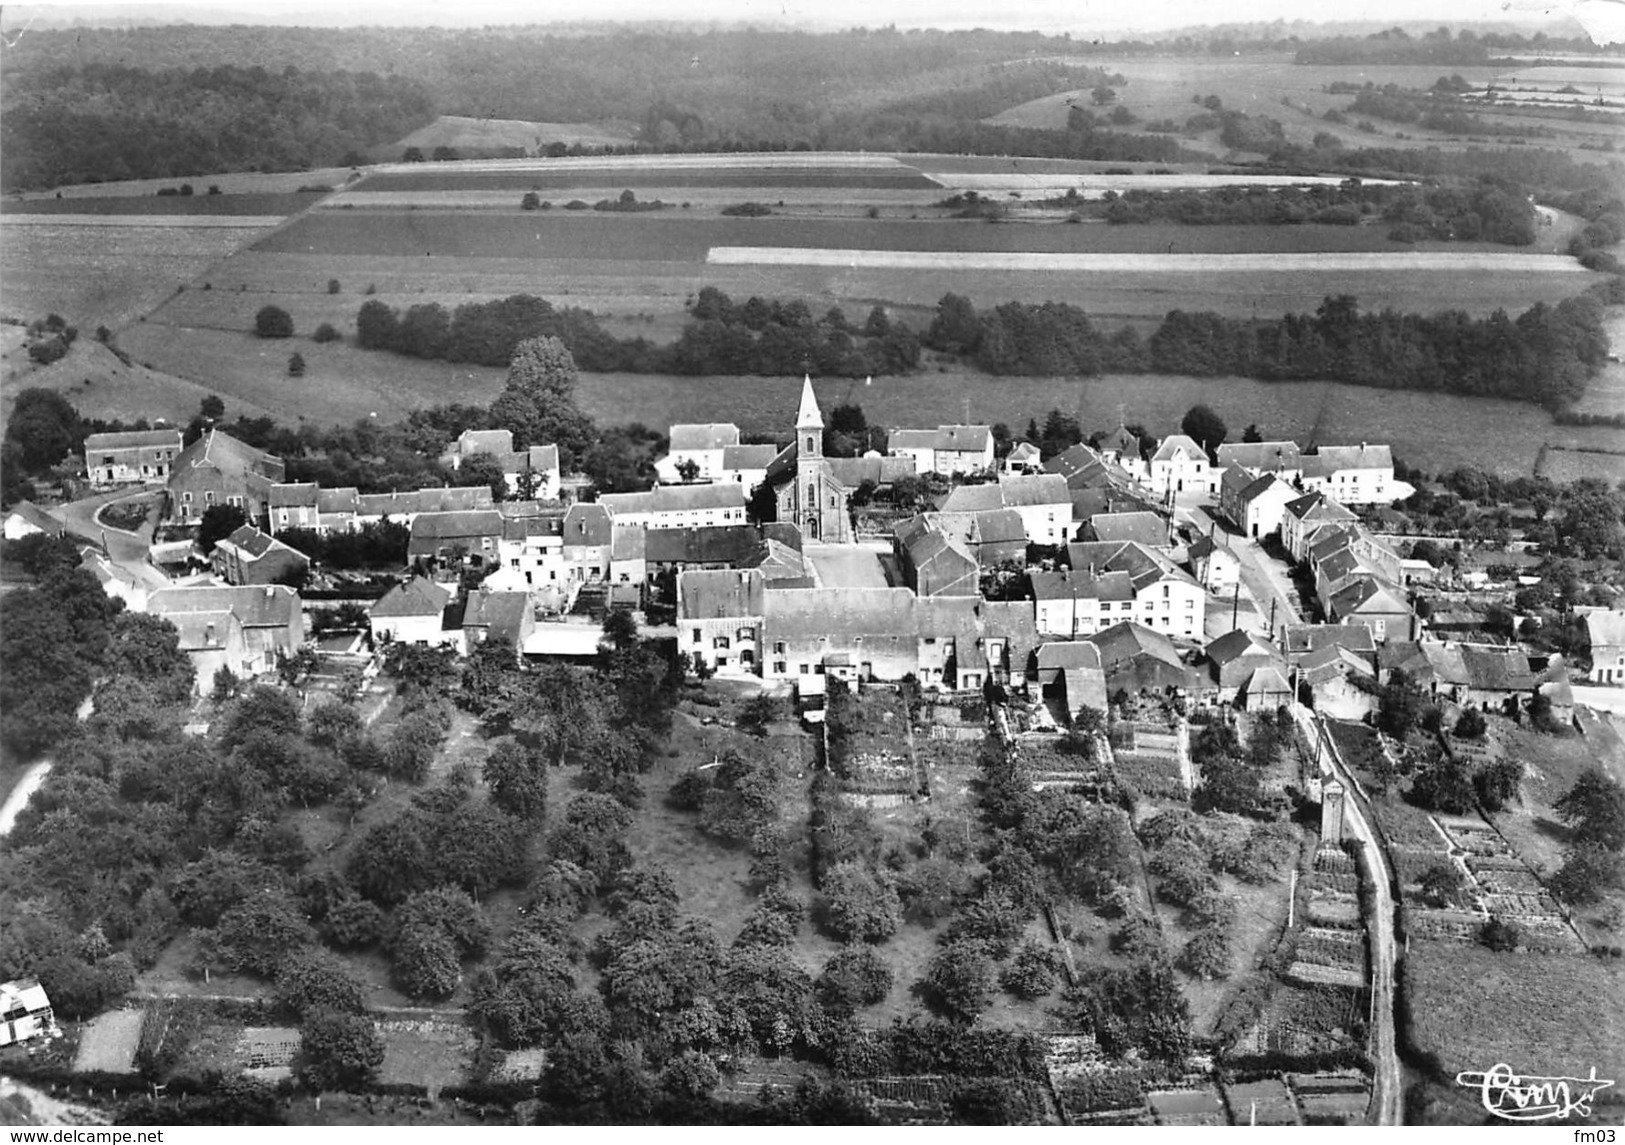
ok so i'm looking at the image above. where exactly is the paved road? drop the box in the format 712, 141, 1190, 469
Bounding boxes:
1309, 710, 1404, 1126
55, 488, 154, 565
1182, 505, 1303, 639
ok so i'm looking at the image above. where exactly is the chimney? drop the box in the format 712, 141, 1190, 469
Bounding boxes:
265, 585, 274, 598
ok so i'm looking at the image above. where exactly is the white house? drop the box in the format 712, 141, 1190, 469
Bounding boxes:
1215, 440, 1303, 484
888, 425, 995, 476
1221, 470, 1299, 541
1149, 434, 1213, 497
1042, 540, 1207, 640
440, 429, 561, 500
83, 428, 184, 488
718, 443, 780, 487
2, 500, 67, 540
369, 576, 454, 646
1299, 444, 1412, 507
598, 483, 748, 529
678, 568, 766, 676
655, 423, 741, 483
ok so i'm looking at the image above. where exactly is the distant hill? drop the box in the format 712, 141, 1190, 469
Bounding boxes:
382, 115, 637, 161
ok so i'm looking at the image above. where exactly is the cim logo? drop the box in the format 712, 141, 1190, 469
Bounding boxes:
1455, 1063, 1615, 1122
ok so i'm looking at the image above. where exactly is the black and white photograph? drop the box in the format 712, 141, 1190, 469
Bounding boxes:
0, 0, 1622, 1130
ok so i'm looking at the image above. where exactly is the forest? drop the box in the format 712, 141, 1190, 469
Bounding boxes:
0, 64, 434, 190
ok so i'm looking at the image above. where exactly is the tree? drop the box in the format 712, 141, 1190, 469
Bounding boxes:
489, 336, 596, 467
275, 950, 367, 1018
255, 305, 294, 339
818, 862, 901, 944
1377, 668, 1422, 740
197, 503, 249, 553
916, 939, 995, 1023
1091, 84, 1118, 105
1478, 915, 1523, 952
1180, 404, 1227, 455
736, 693, 779, 736
1408, 752, 1475, 814
287, 352, 306, 377
1418, 860, 1467, 907
1474, 757, 1522, 811
816, 945, 893, 1015
1178, 925, 1232, 980
312, 322, 340, 343
1554, 767, 1625, 852
521, 192, 541, 210
4, 388, 83, 474
1454, 708, 1487, 739
1551, 845, 1625, 906
1001, 940, 1062, 999
297, 1009, 384, 1092
356, 299, 398, 350
483, 738, 548, 821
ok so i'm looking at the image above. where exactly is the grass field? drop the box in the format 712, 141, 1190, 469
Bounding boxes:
356, 167, 943, 193
383, 114, 636, 157
1406, 937, 1625, 1085
0, 193, 317, 217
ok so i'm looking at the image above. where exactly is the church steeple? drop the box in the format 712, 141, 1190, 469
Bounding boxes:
796, 373, 822, 458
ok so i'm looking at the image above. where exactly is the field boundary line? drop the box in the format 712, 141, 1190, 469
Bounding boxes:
706, 247, 1593, 273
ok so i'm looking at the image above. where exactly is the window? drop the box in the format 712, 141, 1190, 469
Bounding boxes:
1162, 584, 1170, 598
741, 650, 755, 665
773, 661, 787, 674
204, 491, 215, 504
692, 628, 702, 644
714, 636, 730, 650
774, 641, 786, 654
181, 492, 192, 504
738, 627, 755, 640
799, 664, 809, 674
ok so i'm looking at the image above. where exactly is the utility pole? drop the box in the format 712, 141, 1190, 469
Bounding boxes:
1231, 580, 1241, 630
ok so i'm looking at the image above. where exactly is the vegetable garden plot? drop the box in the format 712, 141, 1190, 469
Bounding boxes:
71, 1010, 145, 1074
1147, 1086, 1227, 1125
1224, 1078, 1299, 1125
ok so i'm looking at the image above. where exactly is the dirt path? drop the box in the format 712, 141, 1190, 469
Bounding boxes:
0, 760, 52, 836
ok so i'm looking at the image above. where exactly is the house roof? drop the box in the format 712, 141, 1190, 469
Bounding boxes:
644, 524, 765, 566
1301, 644, 1376, 684
1036, 641, 1104, 672
1067, 539, 1200, 593
84, 428, 183, 451
502, 514, 564, 542
409, 510, 505, 541
678, 568, 766, 618
148, 583, 300, 627
823, 455, 912, 489
1217, 441, 1302, 473
612, 524, 647, 562
767, 587, 916, 641
371, 576, 453, 619
1103, 424, 1141, 457
1377, 640, 1432, 681
317, 487, 360, 514
1044, 443, 1113, 489
1007, 441, 1041, 462
168, 609, 239, 652
1585, 609, 1625, 648
1284, 490, 1358, 524
1239, 472, 1295, 508
1282, 623, 1376, 659
356, 486, 493, 518
462, 588, 532, 644
1188, 534, 1235, 562
890, 425, 992, 453
4, 500, 66, 535
1087, 620, 1188, 673
456, 428, 516, 454
563, 503, 613, 546
1302, 443, 1393, 478
1244, 664, 1293, 703
722, 443, 780, 470
0, 978, 52, 1016
669, 423, 741, 452
936, 482, 1002, 514
1031, 567, 1135, 603
267, 482, 319, 509
905, 530, 978, 595
1206, 629, 1281, 666
172, 429, 282, 482
1088, 511, 1170, 549
1151, 433, 1205, 463
1421, 641, 1534, 693
599, 482, 746, 517
1327, 575, 1407, 618
220, 523, 307, 562
1000, 473, 1070, 508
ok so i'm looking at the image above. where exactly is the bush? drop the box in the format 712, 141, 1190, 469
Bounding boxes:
288, 352, 306, 377
817, 945, 894, 1014
1454, 708, 1487, 739
1001, 941, 1063, 999
327, 279, 342, 295
255, 305, 294, 339
297, 1009, 384, 1092
1478, 915, 1523, 952
916, 940, 995, 1023
819, 862, 901, 944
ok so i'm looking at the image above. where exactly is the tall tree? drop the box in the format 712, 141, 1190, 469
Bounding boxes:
489, 336, 596, 467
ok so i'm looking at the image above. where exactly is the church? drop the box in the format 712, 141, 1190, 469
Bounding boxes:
767, 375, 854, 543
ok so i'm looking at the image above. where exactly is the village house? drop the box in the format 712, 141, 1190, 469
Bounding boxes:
2, 500, 67, 541
353, 486, 494, 530
1419, 641, 1536, 714
165, 429, 285, 526
440, 428, 562, 500
0, 978, 55, 1048
1325, 575, 1414, 643
939, 473, 1072, 546
598, 482, 748, 529
455, 587, 536, 656
888, 424, 995, 476
925, 508, 1028, 569
1031, 567, 1136, 640
1585, 610, 1625, 684
893, 517, 979, 597
80, 546, 163, 612
1220, 470, 1299, 541
718, 443, 780, 488
761, 587, 919, 683
83, 428, 184, 488
655, 423, 741, 483
211, 524, 311, 587
369, 576, 455, 646
314, 487, 361, 533
1035, 641, 1109, 719
678, 568, 766, 676
1097, 424, 1150, 485
1148, 433, 1213, 497
266, 482, 321, 532
1298, 443, 1413, 507
1281, 491, 1360, 562
488, 514, 567, 592
1205, 629, 1290, 705
1086, 621, 1194, 697
1215, 440, 1303, 483
1004, 441, 1042, 475
1186, 533, 1241, 594
1300, 642, 1378, 720
407, 510, 505, 575
562, 502, 613, 582
147, 584, 306, 693
1065, 539, 1207, 640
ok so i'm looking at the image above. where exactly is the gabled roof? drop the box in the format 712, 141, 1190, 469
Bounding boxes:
644, 524, 764, 566
1151, 433, 1205, 463
148, 584, 300, 628
221, 523, 307, 561
904, 530, 978, 596
168, 609, 238, 652
502, 514, 564, 542
173, 429, 282, 481
1206, 629, 1281, 666
678, 568, 766, 618
1377, 640, 1432, 681
4, 500, 66, 535
1301, 643, 1375, 684
1327, 575, 1407, 618
1239, 472, 1296, 507
611, 525, 647, 562
1007, 441, 1041, 462
84, 428, 183, 451
512, 444, 560, 474
1302, 443, 1393, 478
563, 502, 613, 546
1420, 641, 1534, 693
1217, 441, 1302, 473
462, 588, 532, 644
1036, 640, 1105, 672
1087, 620, 1187, 672
409, 510, 505, 540
268, 482, 319, 509
455, 428, 515, 455
1282, 623, 1376, 659
599, 483, 747, 517
766, 587, 916, 641
722, 444, 780, 470
1067, 539, 1200, 593
1102, 424, 1141, 457
317, 487, 360, 514
356, 486, 493, 517
371, 576, 453, 619
1044, 443, 1113, 489
1244, 664, 1292, 703
1584, 610, 1625, 648
937, 483, 1004, 514
999, 473, 1070, 508
1088, 511, 1171, 549
889, 425, 992, 453
669, 423, 741, 452
1284, 490, 1358, 524
1031, 567, 1135, 603
1188, 534, 1235, 562
823, 455, 912, 489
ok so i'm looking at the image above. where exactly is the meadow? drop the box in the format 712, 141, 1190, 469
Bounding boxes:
0, 192, 321, 217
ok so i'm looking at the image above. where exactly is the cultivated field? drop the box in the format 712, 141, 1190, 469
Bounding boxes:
707, 247, 1587, 273
384, 114, 636, 157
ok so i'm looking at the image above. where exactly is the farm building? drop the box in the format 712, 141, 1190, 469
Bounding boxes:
1215, 440, 1303, 483
352, 486, 493, 529
1281, 492, 1359, 562
926, 508, 1028, 568
266, 482, 320, 532
887, 424, 994, 476
717, 443, 781, 488
0, 978, 54, 1047
83, 428, 184, 488
654, 422, 740, 484
679, 568, 766, 676
455, 588, 535, 657
1419, 642, 1536, 714
1220, 470, 1298, 541
1205, 629, 1289, 702
407, 510, 504, 574
1085, 511, 1175, 551
1086, 621, 1194, 697
440, 429, 561, 500
893, 517, 979, 598
2, 500, 67, 541
165, 429, 285, 526
1035, 641, 1108, 718
599, 482, 748, 530
1096, 424, 1149, 483
1187, 534, 1240, 594
369, 576, 455, 647
211, 524, 311, 587
1299, 443, 1412, 507
147, 584, 306, 693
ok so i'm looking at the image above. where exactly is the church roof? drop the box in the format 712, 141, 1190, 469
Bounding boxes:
796, 374, 823, 429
